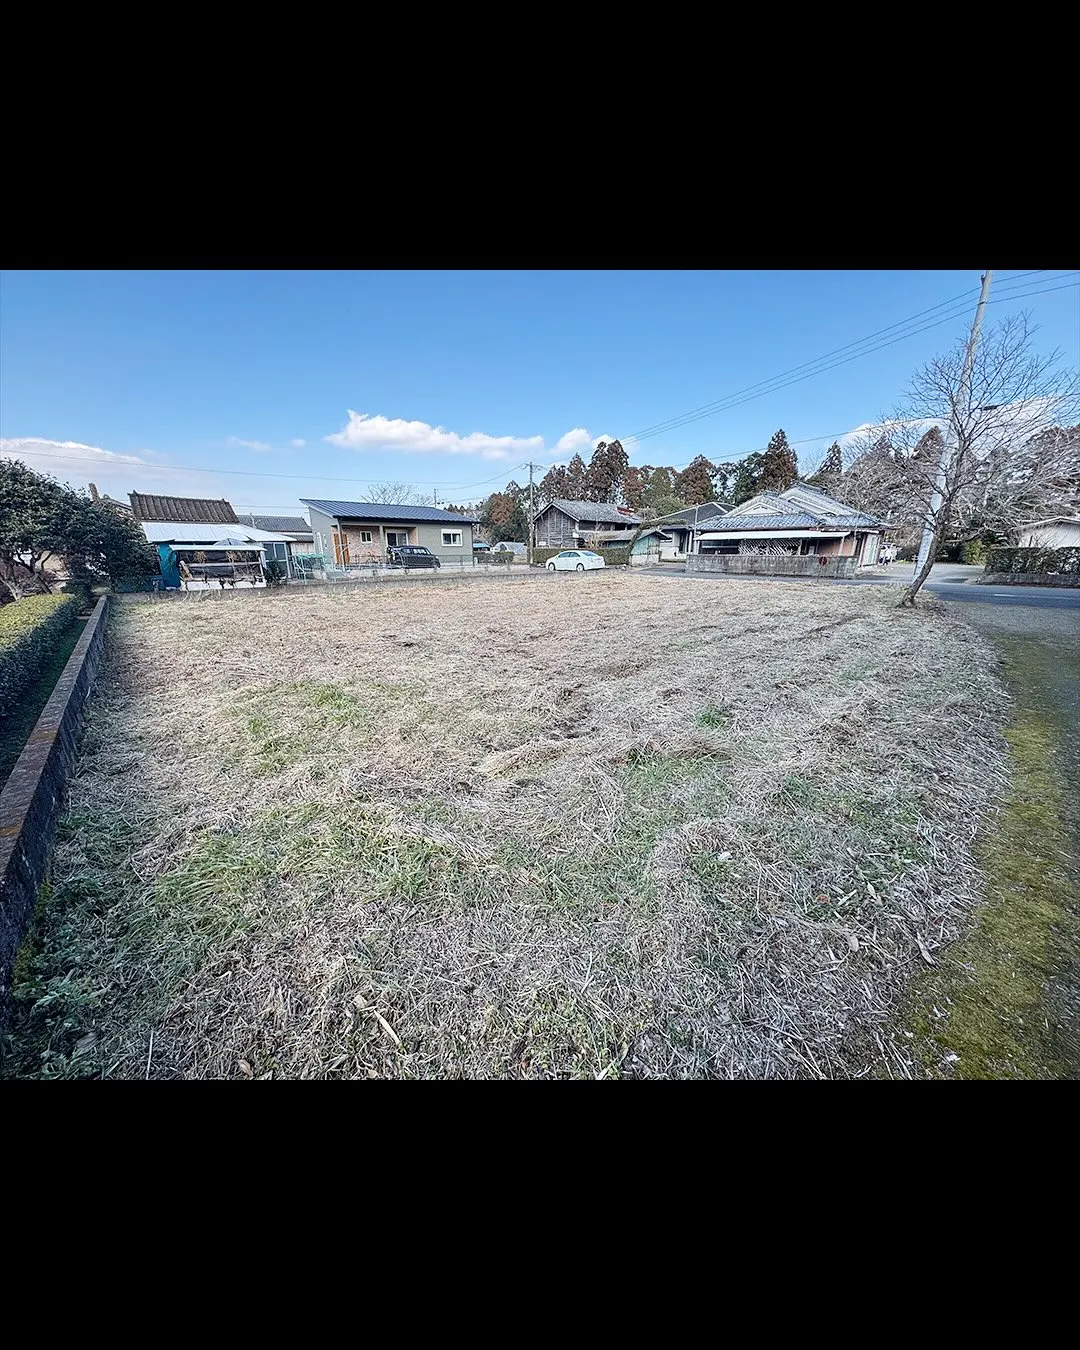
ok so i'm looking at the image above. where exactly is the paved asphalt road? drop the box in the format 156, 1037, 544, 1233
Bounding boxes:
635, 562, 1080, 611
923, 582, 1079, 610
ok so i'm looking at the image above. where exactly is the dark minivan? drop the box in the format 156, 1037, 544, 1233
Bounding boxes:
387, 545, 441, 569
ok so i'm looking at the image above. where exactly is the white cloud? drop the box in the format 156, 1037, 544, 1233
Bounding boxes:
1, 436, 149, 472
290, 438, 307, 448
227, 436, 272, 452
0, 436, 232, 503
326, 411, 544, 462
325, 411, 624, 464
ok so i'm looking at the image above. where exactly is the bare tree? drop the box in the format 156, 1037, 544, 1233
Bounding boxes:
363, 482, 436, 506
846, 314, 1078, 606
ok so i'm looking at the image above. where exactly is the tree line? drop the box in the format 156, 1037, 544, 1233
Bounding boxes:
475, 430, 807, 543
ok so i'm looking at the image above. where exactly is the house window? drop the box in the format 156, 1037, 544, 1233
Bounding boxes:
360, 530, 373, 543
442, 530, 463, 547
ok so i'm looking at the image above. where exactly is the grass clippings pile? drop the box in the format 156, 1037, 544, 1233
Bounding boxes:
3, 573, 1009, 1079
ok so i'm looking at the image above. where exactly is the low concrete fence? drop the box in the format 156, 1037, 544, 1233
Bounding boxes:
687, 554, 857, 579
114, 568, 559, 603
0, 595, 111, 1021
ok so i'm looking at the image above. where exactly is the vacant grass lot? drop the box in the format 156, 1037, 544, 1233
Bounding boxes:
4, 573, 1009, 1079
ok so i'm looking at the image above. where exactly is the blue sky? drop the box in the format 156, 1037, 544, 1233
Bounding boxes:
2, 269, 1077, 511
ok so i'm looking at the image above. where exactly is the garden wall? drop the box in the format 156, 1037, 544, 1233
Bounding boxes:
687, 554, 857, 578
0, 596, 111, 1022
983, 545, 1080, 585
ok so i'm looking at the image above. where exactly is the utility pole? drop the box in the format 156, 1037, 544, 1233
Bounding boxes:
527, 461, 537, 565
914, 270, 994, 576
433, 489, 439, 509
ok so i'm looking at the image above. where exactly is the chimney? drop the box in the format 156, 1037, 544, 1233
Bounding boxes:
89, 482, 100, 500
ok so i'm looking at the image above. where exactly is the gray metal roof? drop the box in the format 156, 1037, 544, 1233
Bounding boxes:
654, 502, 729, 526
301, 499, 478, 524
236, 514, 313, 535
140, 521, 294, 544
542, 499, 642, 524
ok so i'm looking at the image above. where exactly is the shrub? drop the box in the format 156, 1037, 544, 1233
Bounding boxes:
0, 593, 80, 720
959, 540, 990, 566
986, 546, 1080, 576
263, 560, 288, 588
59, 579, 93, 611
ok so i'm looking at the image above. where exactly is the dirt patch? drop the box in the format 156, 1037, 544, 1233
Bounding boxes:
2, 573, 1009, 1079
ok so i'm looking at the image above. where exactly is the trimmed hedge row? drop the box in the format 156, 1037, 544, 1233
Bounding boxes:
0, 594, 81, 721
986, 546, 1080, 575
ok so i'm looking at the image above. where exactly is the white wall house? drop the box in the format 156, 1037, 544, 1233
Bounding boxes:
1017, 517, 1080, 549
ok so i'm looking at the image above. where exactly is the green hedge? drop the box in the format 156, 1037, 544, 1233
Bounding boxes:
0, 594, 80, 721
986, 546, 1080, 575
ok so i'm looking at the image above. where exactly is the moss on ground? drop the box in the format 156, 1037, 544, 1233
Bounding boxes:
906, 638, 1080, 1079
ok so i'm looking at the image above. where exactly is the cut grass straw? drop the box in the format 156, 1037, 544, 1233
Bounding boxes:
3, 573, 1009, 1079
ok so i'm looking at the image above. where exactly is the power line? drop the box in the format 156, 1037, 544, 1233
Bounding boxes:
990, 270, 1077, 295
985, 280, 1079, 304
622, 284, 982, 443
620, 274, 1078, 451
628, 305, 984, 446
623, 278, 1078, 450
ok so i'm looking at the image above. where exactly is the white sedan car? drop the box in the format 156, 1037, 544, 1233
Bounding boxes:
546, 549, 606, 572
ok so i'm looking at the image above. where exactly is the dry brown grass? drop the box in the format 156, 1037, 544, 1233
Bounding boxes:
3, 572, 1010, 1079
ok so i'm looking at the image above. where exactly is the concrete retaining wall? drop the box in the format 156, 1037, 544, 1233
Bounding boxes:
0, 595, 111, 1020
979, 571, 1080, 588
687, 554, 857, 579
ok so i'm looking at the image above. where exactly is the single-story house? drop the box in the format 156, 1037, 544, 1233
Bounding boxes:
1016, 517, 1080, 549
129, 493, 297, 587
237, 514, 316, 553
694, 482, 886, 568
534, 499, 642, 548
300, 499, 478, 567
650, 502, 729, 559
235, 513, 317, 577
